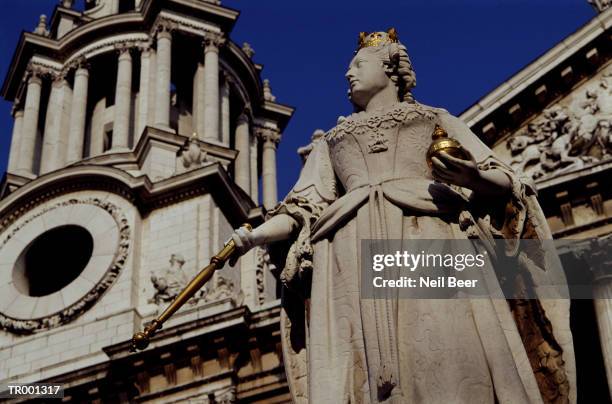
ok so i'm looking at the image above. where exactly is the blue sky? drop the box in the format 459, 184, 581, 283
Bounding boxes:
0, 0, 596, 199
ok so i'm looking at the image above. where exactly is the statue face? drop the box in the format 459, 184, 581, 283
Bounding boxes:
346, 48, 391, 109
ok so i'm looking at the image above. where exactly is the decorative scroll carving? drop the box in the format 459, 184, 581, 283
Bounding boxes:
152, 18, 177, 40
254, 246, 276, 305
255, 126, 282, 145
506, 68, 612, 180
26, 63, 58, 83
0, 198, 131, 335
204, 32, 226, 51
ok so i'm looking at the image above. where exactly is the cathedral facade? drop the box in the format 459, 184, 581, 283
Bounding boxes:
0, 0, 611, 403
0, 0, 292, 402
460, 2, 612, 399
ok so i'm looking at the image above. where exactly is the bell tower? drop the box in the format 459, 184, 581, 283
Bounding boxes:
0, 0, 293, 401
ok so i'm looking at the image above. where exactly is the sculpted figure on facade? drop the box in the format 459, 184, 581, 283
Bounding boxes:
507, 66, 612, 180
229, 29, 575, 403
149, 254, 191, 305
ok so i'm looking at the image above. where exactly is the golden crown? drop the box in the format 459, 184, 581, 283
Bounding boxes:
358, 28, 399, 50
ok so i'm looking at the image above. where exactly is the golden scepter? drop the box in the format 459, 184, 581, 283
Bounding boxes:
130, 223, 252, 352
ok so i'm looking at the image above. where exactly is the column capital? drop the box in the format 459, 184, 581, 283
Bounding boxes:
51, 72, 69, 87
25, 64, 48, 84
255, 126, 281, 145
68, 56, 90, 73
573, 235, 612, 282
154, 19, 177, 40
237, 112, 250, 126
137, 41, 155, 55
115, 41, 136, 56
203, 32, 226, 52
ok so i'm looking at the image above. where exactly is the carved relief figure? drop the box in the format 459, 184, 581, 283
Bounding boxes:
149, 254, 191, 305
229, 30, 575, 403
507, 66, 612, 179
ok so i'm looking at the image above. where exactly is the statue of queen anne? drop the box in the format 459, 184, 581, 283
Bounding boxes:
230, 29, 576, 404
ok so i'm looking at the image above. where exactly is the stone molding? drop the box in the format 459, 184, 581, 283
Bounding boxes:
0, 197, 131, 334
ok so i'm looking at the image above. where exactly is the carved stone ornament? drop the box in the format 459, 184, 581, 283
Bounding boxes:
214, 385, 237, 404
325, 101, 437, 153
149, 254, 191, 305
506, 67, 612, 180
178, 136, 208, 172
203, 273, 235, 302
203, 32, 226, 50
0, 197, 131, 335
572, 234, 612, 281
255, 126, 282, 145
241, 42, 255, 58
255, 246, 276, 304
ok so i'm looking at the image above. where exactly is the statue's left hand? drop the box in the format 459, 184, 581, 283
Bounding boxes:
431, 150, 479, 189
431, 151, 513, 197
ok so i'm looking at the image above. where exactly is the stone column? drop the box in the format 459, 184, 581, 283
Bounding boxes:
594, 279, 612, 398
66, 59, 89, 163
154, 22, 173, 128
137, 46, 152, 141
202, 32, 225, 142
7, 108, 24, 173
112, 45, 133, 151
193, 63, 205, 138
17, 70, 43, 176
41, 74, 70, 174
234, 112, 250, 192
579, 236, 612, 397
258, 127, 281, 210
220, 76, 230, 146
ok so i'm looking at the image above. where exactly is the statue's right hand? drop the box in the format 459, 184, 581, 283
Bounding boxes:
228, 227, 255, 267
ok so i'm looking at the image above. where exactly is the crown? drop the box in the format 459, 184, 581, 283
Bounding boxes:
358, 28, 399, 50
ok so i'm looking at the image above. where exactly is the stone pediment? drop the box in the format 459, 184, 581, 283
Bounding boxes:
460, 7, 612, 151
499, 65, 612, 181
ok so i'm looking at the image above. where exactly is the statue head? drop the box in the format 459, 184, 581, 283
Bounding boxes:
346, 28, 417, 111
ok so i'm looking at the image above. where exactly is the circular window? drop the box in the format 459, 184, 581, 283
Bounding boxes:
12, 225, 94, 297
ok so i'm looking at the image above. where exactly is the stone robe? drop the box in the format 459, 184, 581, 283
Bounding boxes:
267, 101, 576, 404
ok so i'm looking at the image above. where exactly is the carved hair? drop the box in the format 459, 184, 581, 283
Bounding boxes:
362, 41, 417, 103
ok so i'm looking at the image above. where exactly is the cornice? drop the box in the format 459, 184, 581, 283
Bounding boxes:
459, 9, 612, 146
